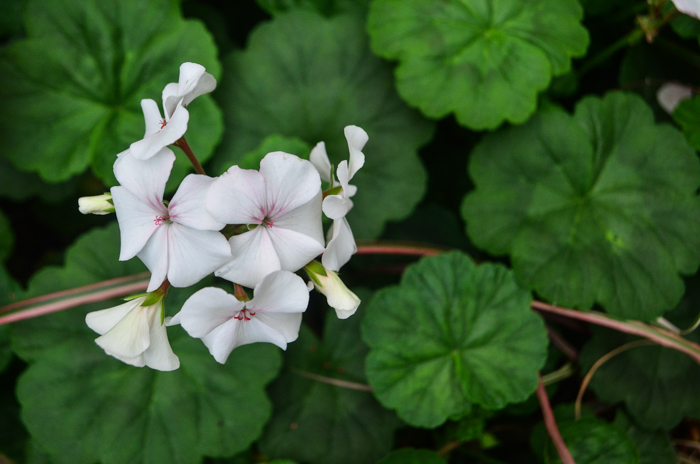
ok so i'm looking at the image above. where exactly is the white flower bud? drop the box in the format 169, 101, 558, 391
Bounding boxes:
305, 261, 360, 319
78, 193, 114, 215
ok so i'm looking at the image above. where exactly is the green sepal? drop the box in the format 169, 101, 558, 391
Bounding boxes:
142, 291, 165, 307
304, 260, 328, 286
123, 293, 147, 301
324, 186, 342, 197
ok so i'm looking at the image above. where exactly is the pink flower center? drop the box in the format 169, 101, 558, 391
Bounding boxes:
233, 308, 256, 321
154, 215, 169, 226
262, 218, 274, 228
159, 119, 167, 129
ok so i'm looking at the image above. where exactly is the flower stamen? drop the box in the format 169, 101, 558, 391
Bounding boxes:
154, 215, 169, 226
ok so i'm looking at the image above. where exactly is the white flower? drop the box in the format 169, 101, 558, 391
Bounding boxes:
85, 295, 179, 371
310, 125, 367, 220
207, 151, 325, 288
162, 62, 217, 119
130, 99, 189, 160
305, 261, 360, 319
322, 217, 356, 272
672, 0, 700, 19
657, 82, 693, 115
78, 193, 114, 215
172, 270, 309, 363
111, 149, 232, 292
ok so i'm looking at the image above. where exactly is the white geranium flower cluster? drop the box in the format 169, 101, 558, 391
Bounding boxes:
79, 63, 365, 371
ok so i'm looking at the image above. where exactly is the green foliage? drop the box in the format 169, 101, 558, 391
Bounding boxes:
362, 252, 548, 428
462, 92, 700, 320
544, 418, 639, 464
11, 224, 282, 464
237, 134, 311, 171
0, 265, 21, 374
674, 95, 700, 150
614, 412, 676, 464
260, 299, 399, 464
211, 10, 434, 239
0, 0, 223, 189
255, 0, 369, 16
367, 0, 589, 129
0, 210, 13, 262
376, 449, 446, 464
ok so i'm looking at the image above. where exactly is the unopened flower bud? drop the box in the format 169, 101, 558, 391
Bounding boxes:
305, 261, 360, 319
78, 193, 114, 215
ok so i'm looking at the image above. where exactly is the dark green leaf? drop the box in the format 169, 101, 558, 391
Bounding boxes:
0, 210, 13, 262
614, 412, 676, 464
462, 92, 700, 320
544, 418, 639, 464
674, 94, 700, 150
362, 252, 548, 428
255, 0, 369, 16
260, 299, 399, 464
210, 11, 434, 239
0, 0, 223, 189
376, 449, 446, 464
11, 223, 282, 464
367, 0, 589, 129
237, 134, 311, 171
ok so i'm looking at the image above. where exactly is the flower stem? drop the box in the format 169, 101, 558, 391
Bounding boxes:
174, 136, 206, 175
537, 374, 576, 464
290, 366, 373, 391
355, 241, 445, 257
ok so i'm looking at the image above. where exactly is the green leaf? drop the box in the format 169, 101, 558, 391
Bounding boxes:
674, 95, 700, 150
367, 0, 589, 129
613, 412, 676, 464
376, 449, 446, 464
0, 0, 223, 188
0, 265, 22, 374
462, 92, 700, 320
260, 300, 399, 464
0, 209, 13, 262
237, 134, 312, 171
255, 0, 369, 16
210, 11, 434, 239
362, 252, 548, 428
544, 418, 639, 464
11, 223, 282, 464
0, 157, 80, 202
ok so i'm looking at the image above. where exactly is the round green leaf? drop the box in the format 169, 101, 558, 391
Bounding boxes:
462, 92, 700, 320
11, 224, 282, 464
614, 412, 676, 464
544, 418, 639, 464
260, 300, 399, 464
0, 0, 223, 188
255, 0, 369, 16
362, 252, 548, 428
367, 0, 589, 129
210, 11, 434, 239
376, 449, 446, 464
674, 94, 700, 150
237, 134, 312, 171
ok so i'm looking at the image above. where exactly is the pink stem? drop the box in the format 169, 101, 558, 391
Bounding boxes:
355, 241, 444, 257
0, 280, 149, 326
537, 375, 576, 464
532, 301, 700, 365
0, 272, 150, 313
546, 325, 579, 362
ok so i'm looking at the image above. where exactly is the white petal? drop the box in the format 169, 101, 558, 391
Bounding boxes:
109, 352, 146, 368
111, 186, 164, 261
137, 224, 170, 292
143, 311, 180, 371
254, 312, 302, 344
273, 191, 324, 246
94, 300, 151, 358
261, 152, 321, 219
86, 298, 142, 335
345, 184, 358, 198
322, 194, 353, 220
344, 125, 367, 179
179, 287, 244, 338
309, 141, 332, 183
201, 319, 240, 363
113, 148, 175, 208
322, 218, 356, 272
248, 270, 309, 314
216, 228, 281, 288
130, 105, 189, 160
203, 317, 289, 361
181, 76, 216, 107
140, 99, 163, 138
657, 82, 694, 115
169, 174, 225, 230
267, 226, 325, 273
673, 0, 700, 18
166, 223, 232, 289
206, 166, 268, 225
314, 271, 361, 319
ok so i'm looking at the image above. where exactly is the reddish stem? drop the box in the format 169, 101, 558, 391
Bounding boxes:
546, 325, 580, 362
175, 136, 206, 175
0, 280, 150, 326
536, 374, 576, 464
355, 241, 444, 257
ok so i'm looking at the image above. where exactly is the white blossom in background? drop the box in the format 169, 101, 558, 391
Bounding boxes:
172, 271, 309, 363
129, 99, 189, 160
305, 262, 360, 319
207, 152, 325, 288
657, 82, 694, 115
672, 0, 700, 19
78, 193, 114, 215
111, 149, 232, 292
162, 62, 217, 119
86, 295, 179, 371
